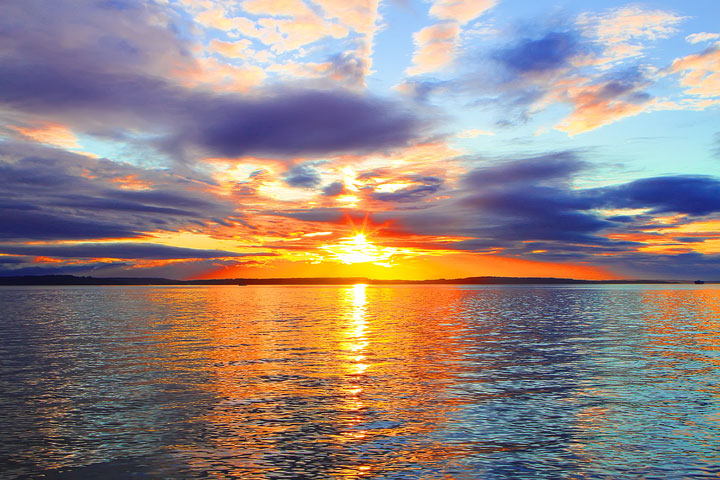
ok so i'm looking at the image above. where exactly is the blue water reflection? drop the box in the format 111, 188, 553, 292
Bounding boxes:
1, 285, 719, 478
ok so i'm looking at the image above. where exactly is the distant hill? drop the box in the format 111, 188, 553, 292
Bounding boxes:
0, 274, 684, 286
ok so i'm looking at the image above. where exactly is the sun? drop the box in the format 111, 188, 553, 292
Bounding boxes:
320, 232, 397, 266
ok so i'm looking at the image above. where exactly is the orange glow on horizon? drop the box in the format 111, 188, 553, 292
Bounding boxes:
193, 249, 618, 281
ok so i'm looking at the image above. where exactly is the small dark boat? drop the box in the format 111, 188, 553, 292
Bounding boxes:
694, 280, 705, 284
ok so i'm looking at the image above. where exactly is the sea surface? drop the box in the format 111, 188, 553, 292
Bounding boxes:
1, 284, 719, 479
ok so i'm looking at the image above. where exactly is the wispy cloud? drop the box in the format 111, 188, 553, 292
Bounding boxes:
406, 0, 496, 75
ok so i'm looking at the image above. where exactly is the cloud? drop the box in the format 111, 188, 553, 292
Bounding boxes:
429, 0, 497, 24
376, 152, 611, 248
597, 176, 720, 216
372, 176, 444, 202
553, 67, 655, 134
313, 0, 382, 83
452, 6, 694, 134
0, 243, 273, 260
0, 0, 426, 160
578, 6, 683, 42
322, 181, 346, 196
0, 0, 194, 80
325, 52, 371, 88
375, 152, 720, 270
457, 154, 608, 245
406, 23, 461, 76
269, 208, 344, 223
192, 0, 381, 86
197, 0, 349, 54
577, 6, 684, 63
0, 209, 143, 242
686, 32, 720, 44
284, 163, 323, 188
462, 152, 585, 186
470, 23, 661, 133
406, 0, 495, 75
395, 79, 449, 102
494, 31, 581, 75
669, 43, 720, 98
482, 26, 655, 134
0, 142, 237, 241
179, 89, 424, 158
0, 63, 424, 156
456, 129, 494, 138
0, 59, 425, 158
586, 252, 720, 280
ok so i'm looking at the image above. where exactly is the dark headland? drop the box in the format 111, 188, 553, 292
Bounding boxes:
0, 275, 702, 286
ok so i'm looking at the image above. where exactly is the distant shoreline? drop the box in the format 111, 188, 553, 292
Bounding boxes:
0, 274, 712, 286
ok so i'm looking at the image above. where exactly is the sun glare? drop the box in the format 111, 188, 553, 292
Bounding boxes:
321, 232, 396, 267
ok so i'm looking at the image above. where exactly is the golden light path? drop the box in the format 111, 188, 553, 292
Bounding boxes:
340, 283, 370, 452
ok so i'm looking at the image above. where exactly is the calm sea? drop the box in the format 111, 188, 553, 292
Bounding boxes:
1, 284, 719, 479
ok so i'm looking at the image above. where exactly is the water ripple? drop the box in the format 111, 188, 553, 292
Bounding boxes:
1, 284, 719, 478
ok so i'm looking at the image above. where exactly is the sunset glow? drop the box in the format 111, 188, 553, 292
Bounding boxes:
321, 233, 397, 267
0, 0, 718, 281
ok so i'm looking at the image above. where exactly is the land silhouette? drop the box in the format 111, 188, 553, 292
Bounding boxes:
0, 275, 697, 286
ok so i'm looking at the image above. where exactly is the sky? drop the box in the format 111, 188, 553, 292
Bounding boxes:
1, 0, 719, 281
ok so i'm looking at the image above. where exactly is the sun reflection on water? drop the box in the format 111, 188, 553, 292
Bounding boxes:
339, 283, 370, 471
346, 284, 369, 375
6, 285, 720, 478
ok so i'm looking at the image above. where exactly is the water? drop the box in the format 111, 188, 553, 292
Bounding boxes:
1, 284, 719, 479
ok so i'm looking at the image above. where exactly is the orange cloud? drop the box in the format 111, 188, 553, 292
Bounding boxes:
209, 39, 254, 59
406, 23, 460, 75
670, 44, 720, 98
314, 0, 381, 85
556, 94, 651, 135
429, 0, 497, 24
578, 6, 684, 46
456, 128, 494, 138
242, 0, 314, 17
686, 32, 720, 44
196, 2, 348, 55
182, 56, 266, 92
108, 175, 154, 191
189, 0, 380, 86
406, 0, 495, 75
10, 123, 81, 149
578, 6, 685, 65
551, 77, 654, 135
315, 0, 380, 36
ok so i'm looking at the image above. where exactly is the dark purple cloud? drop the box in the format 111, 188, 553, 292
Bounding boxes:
587, 252, 720, 280
283, 163, 323, 188
180, 90, 423, 158
462, 152, 584, 187
372, 176, 444, 203
0, 142, 237, 241
325, 52, 367, 87
494, 31, 582, 74
598, 176, 720, 216
321, 182, 346, 197
0, 243, 274, 260
0, 209, 143, 241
